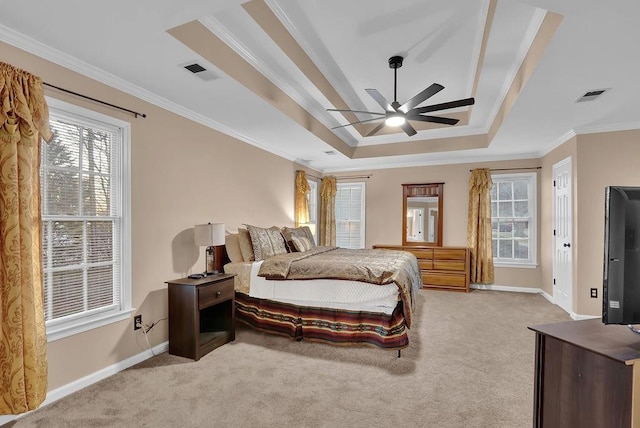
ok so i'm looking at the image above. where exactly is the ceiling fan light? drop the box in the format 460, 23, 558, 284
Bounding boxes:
385, 115, 406, 127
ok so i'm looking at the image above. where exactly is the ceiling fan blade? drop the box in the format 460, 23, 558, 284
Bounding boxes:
326, 108, 386, 116
413, 97, 475, 114
400, 122, 417, 137
409, 115, 459, 126
365, 89, 395, 113
331, 116, 384, 130
366, 122, 387, 137
398, 83, 444, 113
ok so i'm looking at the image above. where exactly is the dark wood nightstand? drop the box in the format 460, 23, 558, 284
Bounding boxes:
166, 273, 235, 360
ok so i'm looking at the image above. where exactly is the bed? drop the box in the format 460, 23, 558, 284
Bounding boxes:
223, 225, 422, 350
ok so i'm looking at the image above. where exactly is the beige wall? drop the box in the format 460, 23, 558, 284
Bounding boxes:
574, 130, 640, 315
334, 158, 542, 288
3, 41, 299, 390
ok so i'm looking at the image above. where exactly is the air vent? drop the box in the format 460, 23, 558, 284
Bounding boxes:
576, 88, 609, 102
324, 150, 336, 156
182, 61, 218, 81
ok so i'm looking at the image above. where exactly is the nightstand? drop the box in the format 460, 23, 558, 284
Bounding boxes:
166, 273, 235, 360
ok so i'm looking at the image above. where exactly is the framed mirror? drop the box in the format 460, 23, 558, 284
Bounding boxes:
402, 183, 443, 246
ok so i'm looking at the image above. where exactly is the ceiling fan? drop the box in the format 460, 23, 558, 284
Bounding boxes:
327, 56, 475, 137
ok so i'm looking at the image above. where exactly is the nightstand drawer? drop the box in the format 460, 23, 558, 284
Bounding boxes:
199, 279, 234, 309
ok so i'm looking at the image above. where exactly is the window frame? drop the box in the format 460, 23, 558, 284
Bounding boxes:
335, 182, 366, 249
490, 172, 537, 268
307, 179, 318, 241
43, 97, 133, 342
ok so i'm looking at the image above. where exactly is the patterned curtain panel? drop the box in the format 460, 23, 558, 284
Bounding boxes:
467, 168, 495, 284
294, 170, 310, 226
0, 62, 52, 415
319, 176, 337, 246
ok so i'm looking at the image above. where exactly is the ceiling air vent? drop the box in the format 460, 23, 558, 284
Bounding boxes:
576, 88, 609, 102
182, 62, 218, 81
324, 150, 337, 155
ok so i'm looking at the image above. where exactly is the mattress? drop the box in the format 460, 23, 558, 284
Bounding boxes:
224, 261, 399, 314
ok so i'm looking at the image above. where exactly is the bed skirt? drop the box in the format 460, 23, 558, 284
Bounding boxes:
235, 292, 408, 350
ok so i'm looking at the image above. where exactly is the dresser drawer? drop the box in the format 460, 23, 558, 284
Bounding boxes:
408, 248, 433, 260
422, 272, 467, 288
199, 279, 234, 309
433, 260, 466, 271
418, 260, 434, 270
433, 248, 467, 260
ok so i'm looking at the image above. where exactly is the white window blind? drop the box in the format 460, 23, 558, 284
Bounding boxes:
490, 173, 537, 266
335, 182, 365, 249
42, 98, 132, 341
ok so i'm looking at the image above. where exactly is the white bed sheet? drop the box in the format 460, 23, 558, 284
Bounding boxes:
246, 261, 399, 315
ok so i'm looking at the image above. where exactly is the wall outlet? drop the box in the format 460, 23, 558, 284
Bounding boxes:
590, 288, 598, 298
134, 315, 143, 330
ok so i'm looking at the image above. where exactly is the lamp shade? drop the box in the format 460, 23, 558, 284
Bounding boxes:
194, 223, 226, 247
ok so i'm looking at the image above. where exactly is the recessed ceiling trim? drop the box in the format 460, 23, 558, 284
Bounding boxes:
467, 0, 494, 97
199, 14, 358, 146
168, 19, 355, 158
484, 7, 548, 135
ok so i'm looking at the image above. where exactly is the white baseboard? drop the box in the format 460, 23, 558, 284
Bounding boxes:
0, 341, 168, 425
471, 283, 599, 321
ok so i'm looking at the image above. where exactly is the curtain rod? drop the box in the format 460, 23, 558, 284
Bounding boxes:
44, 82, 147, 118
470, 166, 541, 172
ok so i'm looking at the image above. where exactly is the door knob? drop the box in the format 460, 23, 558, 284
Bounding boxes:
563, 243, 571, 248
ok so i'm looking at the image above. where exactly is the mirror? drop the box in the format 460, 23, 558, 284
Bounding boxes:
402, 183, 443, 246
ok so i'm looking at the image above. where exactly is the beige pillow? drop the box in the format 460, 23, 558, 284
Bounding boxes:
281, 226, 316, 252
225, 233, 243, 263
237, 228, 255, 262
291, 235, 313, 252
245, 224, 288, 261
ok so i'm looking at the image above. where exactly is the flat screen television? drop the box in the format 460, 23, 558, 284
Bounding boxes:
603, 186, 640, 325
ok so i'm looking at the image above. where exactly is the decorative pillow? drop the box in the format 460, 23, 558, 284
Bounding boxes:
281, 226, 316, 252
245, 224, 288, 261
237, 228, 255, 262
225, 233, 243, 263
291, 235, 313, 252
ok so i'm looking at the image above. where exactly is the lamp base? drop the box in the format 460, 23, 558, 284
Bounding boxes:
203, 270, 220, 276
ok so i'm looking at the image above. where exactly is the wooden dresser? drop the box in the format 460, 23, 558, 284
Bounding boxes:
373, 245, 470, 292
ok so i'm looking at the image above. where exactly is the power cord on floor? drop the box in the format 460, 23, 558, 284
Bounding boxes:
140, 317, 167, 356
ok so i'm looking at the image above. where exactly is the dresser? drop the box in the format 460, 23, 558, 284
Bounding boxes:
373, 245, 470, 292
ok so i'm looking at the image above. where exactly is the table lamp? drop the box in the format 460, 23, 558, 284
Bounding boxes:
194, 222, 225, 274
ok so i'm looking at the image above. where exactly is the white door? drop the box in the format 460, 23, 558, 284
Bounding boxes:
553, 157, 573, 313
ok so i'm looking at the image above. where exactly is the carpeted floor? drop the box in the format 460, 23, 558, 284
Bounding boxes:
7, 289, 571, 428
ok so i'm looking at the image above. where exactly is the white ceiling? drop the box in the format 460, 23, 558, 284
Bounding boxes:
1, 0, 639, 172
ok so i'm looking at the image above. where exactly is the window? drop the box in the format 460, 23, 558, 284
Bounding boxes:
491, 173, 537, 267
307, 180, 318, 241
41, 98, 132, 341
335, 182, 365, 249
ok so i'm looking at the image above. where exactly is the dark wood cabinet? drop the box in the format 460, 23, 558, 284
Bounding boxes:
529, 319, 640, 428
166, 274, 235, 360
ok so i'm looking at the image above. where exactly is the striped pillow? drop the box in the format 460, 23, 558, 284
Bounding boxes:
291, 235, 313, 252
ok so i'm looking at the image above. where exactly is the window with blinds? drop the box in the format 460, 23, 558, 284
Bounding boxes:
335, 182, 365, 249
42, 98, 132, 341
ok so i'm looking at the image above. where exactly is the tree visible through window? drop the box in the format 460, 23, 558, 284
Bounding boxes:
41, 99, 131, 340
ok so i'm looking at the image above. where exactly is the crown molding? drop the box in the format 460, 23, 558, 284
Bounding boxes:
574, 121, 640, 136
0, 23, 300, 163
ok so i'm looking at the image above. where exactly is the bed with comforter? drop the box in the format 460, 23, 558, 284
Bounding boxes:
223, 225, 422, 350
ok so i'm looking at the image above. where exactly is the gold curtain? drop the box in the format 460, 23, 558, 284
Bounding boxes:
0, 62, 52, 415
319, 176, 337, 246
294, 170, 310, 226
467, 168, 494, 284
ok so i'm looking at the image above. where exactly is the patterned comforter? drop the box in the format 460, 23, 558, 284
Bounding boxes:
258, 247, 422, 327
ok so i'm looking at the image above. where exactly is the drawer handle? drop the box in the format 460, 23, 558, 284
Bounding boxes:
216, 291, 221, 297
